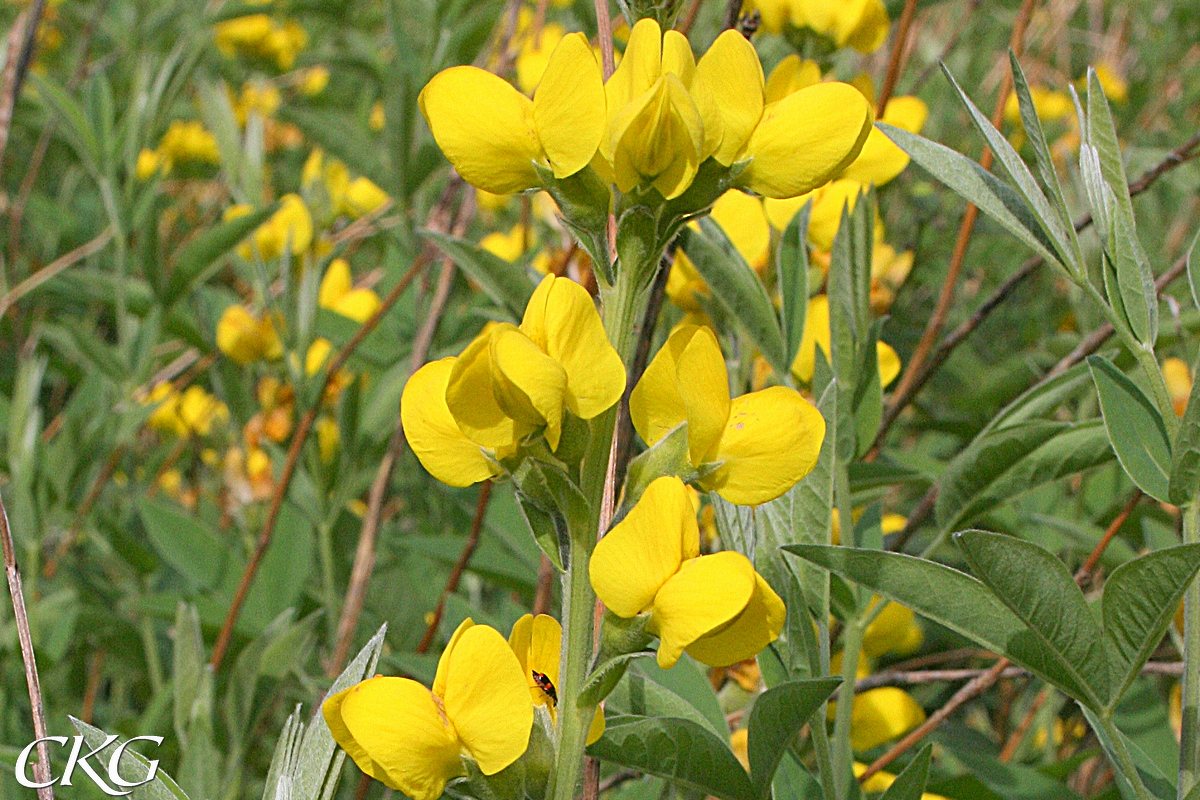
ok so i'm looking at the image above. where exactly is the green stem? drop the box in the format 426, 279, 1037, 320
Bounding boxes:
317, 519, 339, 646
1181, 503, 1200, 798
1098, 712, 1157, 800
831, 620, 864, 798
1133, 344, 1179, 438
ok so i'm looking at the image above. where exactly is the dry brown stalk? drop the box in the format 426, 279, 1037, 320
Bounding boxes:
1, 492, 55, 800
876, 0, 920, 115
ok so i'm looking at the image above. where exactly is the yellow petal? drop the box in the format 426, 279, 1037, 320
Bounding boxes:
433, 617, 476, 699
590, 476, 699, 619
489, 324, 568, 449
306, 338, 333, 376
610, 74, 704, 200
764, 54, 820, 105
684, 570, 785, 667
319, 258, 352, 306
331, 289, 381, 323
691, 29, 764, 164
419, 66, 542, 194
1164, 357, 1193, 416
445, 328, 519, 450
630, 324, 730, 465
587, 707, 607, 746
701, 386, 826, 505
791, 296, 829, 384
650, 551, 756, 669
533, 33, 607, 179
401, 359, 497, 487
520, 275, 626, 420
840, 96, 928, 187
862, 600, 923, 658
709, 190, 771, 273
661, 30, 696, 85
878, 340, 901, 388
742, 82, 873, 199
604, 17, 663, 144
808, 180, 865, 251
438, 624, 534, 774
324, 677, 464, 800
849, 687, 925, 751
763, 194, 813, 231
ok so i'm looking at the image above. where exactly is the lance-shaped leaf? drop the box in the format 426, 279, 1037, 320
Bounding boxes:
1080, 706, 1176, 800
746, 678, 841, 800
1088, 355, 1172, 502
941, 64, 1076, 270
954, 531, 1110, 709
71, 717, 190, 800
777, 202, 812, 367
1102, 544, 1200, 703
880, 744, 934, 800
878, 123, 1063, 269
936, 419, 1113, 532
589, 716, 754, 800
165, 205, 277, 304
1170, 361, 1200, 506
782, 543, 1105, 707
679, 221, 787, 376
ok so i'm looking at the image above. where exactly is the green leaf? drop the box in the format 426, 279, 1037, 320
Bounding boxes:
1170, 356, 1200, 505
781, 544, 1103, 706
777, 201, 812, 366
935, 419, 1114, 532
1185, 230, 1200, 314
30, 73, 100, 171
954, 530, 1109, 709
165, 205, 277, 304
934, 730, 1083, 800
138, 498, 227, 592
879, 744, 933, 800
878, 123, 1063, 269
172, 603, 205, 742
589, 717, 754, 800
70, 717, 190, 800
422, 228, 535, 320
579, 652, 651, 708
620, 423, 714, 515
1088, 355, 1172, 502
607, 669, 724, 737
679, 221, 787, 375
941, 64, 1075, 269
1102, 545, 1200, 703
746, 678, 840, 800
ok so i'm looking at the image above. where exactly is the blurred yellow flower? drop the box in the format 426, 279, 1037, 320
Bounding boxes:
216, 305, 283, 364
136, 148, 167, 180
144, 383, 228, 438
215, 14, 307, 70
227, 194, 313, 260
158, 120, 220, 165
515, 23, 566, 94
591, 476, 786, 668
1164, 357, 1193, 417
319, 259, 381, 323
631, 324, 825, 505
841, 95, 928, 186
233, 81, 282, 124
862, 600, 923, 659
730, 728, 750, 770
508, 614, 605, 744
847, 687, 925, 751
323, 619, 533, 800
1004, 85, 1073, 126
340, 176, 390, 217
420, 32, 605, 194
306, 338, 333, 376
369, 101, 385, 131
480, 224, 532, 263
668, 189, 770, 310
300, 66, 329, 96
764, 54, 820, 104
1093, 62, 1128, 103
792, 295, 901, 388
856, 762, 949, 799
316, 416, 340, 463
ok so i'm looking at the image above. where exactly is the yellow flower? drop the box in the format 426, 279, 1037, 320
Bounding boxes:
630, 324, 825, 505
402, 275, 625, 485
763, 54, 821, 105
870, 242, 914, 313
369, 101, 385, 132
245, 194, 313, 260
339, 177, 390, 218
316, 416, 340, 463
742, 0, 792, 34
590, 476, 786, 668
667, 189, 770, 309
144, 383, 186, 436
216, 305, 282, 364
300, 66, 329, 96
791, 295, 901, 388
862, 600, 923, 659
1004, 85, 1073, 126
480, 224, 532, 263
792, 0, 891, 53
306, 338, 333, 376
136, 148, 166, 180
840, 96, 928, 186
730, 728, 750, 770
178, 386, 229, 436
233, 81, 282, 125
214, 14, 273, 58
1093, 62, 1128, 103
419, 32, 606, 194
1164, 357, 1193, 417
847, 687, 926, 751
515, 23, 566, 94
319, 259, 381, 323
508, 614, 606, 745
158, 120, 220, 164
323, 619, 534, 800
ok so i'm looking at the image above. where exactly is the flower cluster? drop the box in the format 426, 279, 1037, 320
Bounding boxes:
746, 0, 891, 52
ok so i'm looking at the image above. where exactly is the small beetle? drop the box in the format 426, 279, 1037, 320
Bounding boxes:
531, 670, 558, 705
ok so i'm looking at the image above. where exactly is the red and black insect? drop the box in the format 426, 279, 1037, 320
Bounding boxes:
531, 670, 558, 705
